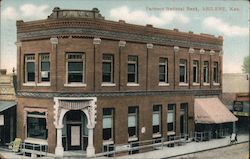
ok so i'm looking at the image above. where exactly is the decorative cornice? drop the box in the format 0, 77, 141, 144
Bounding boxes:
17, 89, 221, 98
17, 28, 222, 51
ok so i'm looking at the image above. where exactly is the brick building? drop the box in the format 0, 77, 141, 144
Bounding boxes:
16, 7, 226, 157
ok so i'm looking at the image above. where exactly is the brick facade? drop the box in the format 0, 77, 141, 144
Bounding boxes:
16, 8, 223, 156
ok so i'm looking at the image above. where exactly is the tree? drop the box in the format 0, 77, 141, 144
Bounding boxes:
241, 55, 250, 73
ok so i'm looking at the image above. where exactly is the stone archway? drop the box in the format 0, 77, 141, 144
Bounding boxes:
53, 97, 97, 157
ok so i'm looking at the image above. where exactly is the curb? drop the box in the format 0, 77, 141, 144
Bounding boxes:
163, 141, 249, 159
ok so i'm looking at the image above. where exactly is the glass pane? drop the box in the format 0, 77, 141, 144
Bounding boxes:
28, 73, 35, 82
103, 73, 111, 82
68, 73, 83, 82
103, 128, 112, 140
128, 74, 136, 82
27, 117, 47, 139
27, 62, 35, 72
168, 104, 175, 110
128, 107, 136, 114
167, 112, 174, 123
168, 123, 174, 131
193, 67, 197, 82
159, 65, 165, 73
128, 115, 136, 127
103, 117, 112, 128
153, 113, 160, 126
159, 74, 165, 82
153, 125, 160, 134
103, 62, 111, 73
103, 109, 112, 116
68, 62, 83, 71
41, 62, 50, 71
128, 127, 136, 137
128, 64, 135, 73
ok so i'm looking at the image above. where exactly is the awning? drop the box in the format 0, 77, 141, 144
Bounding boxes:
0, 101, 16, 112
195, 97, 238, 124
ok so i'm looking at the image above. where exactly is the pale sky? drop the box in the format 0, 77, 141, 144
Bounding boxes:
0, 0, 249, 73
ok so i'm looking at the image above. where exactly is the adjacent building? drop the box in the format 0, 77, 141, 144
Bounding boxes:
16, 7, 230, 157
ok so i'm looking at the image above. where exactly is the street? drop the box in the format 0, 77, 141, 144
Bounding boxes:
171, 142, 249, 159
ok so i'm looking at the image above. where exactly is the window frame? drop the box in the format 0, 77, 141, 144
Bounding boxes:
193, 60, 199, 83
179, 59, 187, 83
102, 108, 114, 143
213, 62, 219, 83
127, 56, 138, 84
152, 105, 162, 137
24, 54, 35, 83
102, 54, 114, 83
66, 53, 85, 85
167, 104, 176, 133
203, 61, 209, 83
39, 53, 50, 83
128, 106, 138, 141
159, 58, 168, 83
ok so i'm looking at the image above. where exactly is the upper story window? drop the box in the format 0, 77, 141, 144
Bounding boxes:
193, 60, 199, 83
66, 53, 85, 83
102, 54, 114, 83
128, 106, 138, 140
127, 56, 138, 83
152, 105, 162, 136
167, 104, 175, 132
179, 59, 187, 83
25, 55, 35, 83
103, 108, 114, 141
39, 54, 50, 82
203, 61, 209, 83
213, 62, 219, 83
159, 58, 168, 83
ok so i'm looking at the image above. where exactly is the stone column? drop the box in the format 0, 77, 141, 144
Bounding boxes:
55, 124, 64, 157
86, 126, 95, 157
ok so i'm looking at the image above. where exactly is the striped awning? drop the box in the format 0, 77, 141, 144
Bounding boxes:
195, 97, 238, 124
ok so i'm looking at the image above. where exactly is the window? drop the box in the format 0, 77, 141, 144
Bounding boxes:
25, 55, 35, 82
103, 108, 114, 141
180, 103, 188, 136
152, 105, 162, 135
128, 56, 138, 83
213, 62, 219, 83
193, 61, 199, 83
39, 54, 50, 82
66, 53, 85, 83
159, 58, 168, 83
128, 107, 138, 139
102, 54, 114, 83
179, 59, 187, 83
27, 112, 47, 140
167, 104, 175, 132
203, 61, 209, 83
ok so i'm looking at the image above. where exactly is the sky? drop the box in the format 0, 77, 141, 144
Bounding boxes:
0, 0, 249, 73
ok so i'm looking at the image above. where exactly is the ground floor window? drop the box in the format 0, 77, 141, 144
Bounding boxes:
27, 112, 47, 140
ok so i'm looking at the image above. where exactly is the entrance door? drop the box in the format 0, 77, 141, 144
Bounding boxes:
67, 124, 82, 150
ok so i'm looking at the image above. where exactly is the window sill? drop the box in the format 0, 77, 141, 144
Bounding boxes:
179, 83, 189, 86
192, 83, 200, 86
153, 133, 162, 138
213, 82, 220, 86
101, 83, 116, 87
64, 83, 86, 87
203, 83, 210, 86
127, 83, 140, 87
23, 82, 36, 86
167, 131, 175, 136
103, 140, 114, 145
24, 138, 48, 145
158, 82, 170, 86
37, 82, 51, 87
128, 136, 138, 142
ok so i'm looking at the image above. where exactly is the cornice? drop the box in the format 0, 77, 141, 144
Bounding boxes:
17, 89, 222, 98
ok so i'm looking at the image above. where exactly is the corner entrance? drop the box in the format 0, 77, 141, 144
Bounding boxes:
63, 110, 88, 151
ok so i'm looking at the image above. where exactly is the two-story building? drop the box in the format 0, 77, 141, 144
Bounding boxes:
16, 7, 236, 157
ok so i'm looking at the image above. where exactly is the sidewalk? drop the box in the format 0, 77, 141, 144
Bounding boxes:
97, 133, 249, 159
0, 134, 248, 159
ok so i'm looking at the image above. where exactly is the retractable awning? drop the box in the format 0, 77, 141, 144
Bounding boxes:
0, 101, 16, 112
194, 97, 238, 124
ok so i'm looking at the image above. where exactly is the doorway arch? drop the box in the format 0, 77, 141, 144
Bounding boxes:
53, 97, 97, 157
